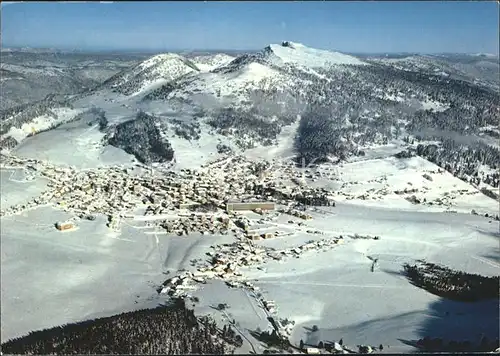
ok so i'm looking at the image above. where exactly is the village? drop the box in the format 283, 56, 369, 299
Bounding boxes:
0, 153, 336, 233
6, 150, 491, 354
0, 152, 386, 353
5, 151, 483, 355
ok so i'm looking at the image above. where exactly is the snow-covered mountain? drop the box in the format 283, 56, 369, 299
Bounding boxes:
0, 52, 142, 111
145, 41, 368, 105
264, 41, 367, 68
2, 42, 499, 188
370, 54, 499, 89
100, 53, 200, 96
85, 41, 369, 107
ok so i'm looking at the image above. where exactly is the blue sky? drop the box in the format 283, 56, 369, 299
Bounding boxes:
2, 1, 498, 54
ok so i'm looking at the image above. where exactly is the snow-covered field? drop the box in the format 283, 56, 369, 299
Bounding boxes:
0, 168, 49, 209
2, 116, 498, 351
191, 203, 499, 353
165, 129, 225, 170
2, 172, 498, 349
0, 205, 238, 341
329, 155, 499, 216
13, 119, 134, 169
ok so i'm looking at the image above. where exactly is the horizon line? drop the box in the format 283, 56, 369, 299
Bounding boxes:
1, 45, 498, 57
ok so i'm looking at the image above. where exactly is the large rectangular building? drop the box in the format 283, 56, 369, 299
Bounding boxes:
226, 202, 275, 212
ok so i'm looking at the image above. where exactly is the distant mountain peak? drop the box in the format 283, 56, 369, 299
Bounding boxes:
281, 41, 305, 49
263, 41, 367, 68
100, 53, 199, 96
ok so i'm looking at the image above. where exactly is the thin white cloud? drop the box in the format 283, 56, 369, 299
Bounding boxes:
58, 1, 114, 3
1, 1, 113, 5
1, 2, 23, 8
280, 21, 287, 29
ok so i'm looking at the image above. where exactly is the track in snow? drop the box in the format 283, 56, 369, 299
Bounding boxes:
472, 255, 500, 269
256, 280, 414, 290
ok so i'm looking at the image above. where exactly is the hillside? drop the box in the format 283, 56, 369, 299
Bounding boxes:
190, 53, 236, 72
100, 53, 200, 96
0, 52, 145, 111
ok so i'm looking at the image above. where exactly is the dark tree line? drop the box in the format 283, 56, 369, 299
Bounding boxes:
0, 136, 18, 150
414, 140, 500, 189
403, 260, 500, 302
88, 107, 109, 131
107, 110, 175, 164
294, 108, 345, 165
170, 118, 201, 141
188, 202, 219, 213
217, 143, 233, 154
294, 194, 333, 207
414, 335, 499, 353
143, 81, 185, 101
1, 299, 233, 355
207, 107, 285, 148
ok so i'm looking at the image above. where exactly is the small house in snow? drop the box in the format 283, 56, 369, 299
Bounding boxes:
305, 347, 320, 354
55, 221, 75, 231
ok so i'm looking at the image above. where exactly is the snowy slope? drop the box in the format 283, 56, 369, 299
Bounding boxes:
196, 62, 284, 97
146, 42, 367, 104
150, 60, 290, 105
1, 42, 499, 353
265, 41, 368, 68
371, 54, 499, 88
101, 53, 200, 96
1, 107, 85, 146
190, 53, 235, 72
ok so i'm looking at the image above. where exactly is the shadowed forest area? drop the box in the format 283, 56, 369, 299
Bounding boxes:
401, 260, 499, 352
0, 299, 240, 355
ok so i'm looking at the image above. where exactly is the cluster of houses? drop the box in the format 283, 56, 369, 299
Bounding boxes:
1, 153, 392, 353
0, 153, 339, 236
158, 214, 232, 236
0, 196, 43, 217
158, 232, 344, 300
277, 237, 343, 259
157, 236, 273, 297
279, 207, 313, 220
